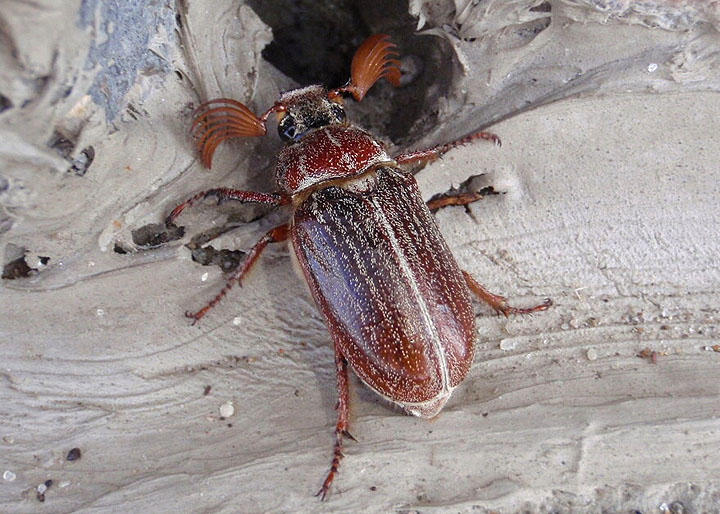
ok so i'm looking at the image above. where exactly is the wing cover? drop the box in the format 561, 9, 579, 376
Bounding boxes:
291, 167, 475, 404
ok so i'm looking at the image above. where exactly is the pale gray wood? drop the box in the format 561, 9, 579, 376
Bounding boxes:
2, 1, 719, 512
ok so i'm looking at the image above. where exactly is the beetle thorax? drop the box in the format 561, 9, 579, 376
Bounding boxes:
275, 125, 392, 195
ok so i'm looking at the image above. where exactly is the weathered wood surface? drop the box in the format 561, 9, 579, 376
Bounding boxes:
1, 1, 719, 512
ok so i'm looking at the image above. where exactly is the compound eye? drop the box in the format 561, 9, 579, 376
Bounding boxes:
278, 117, 298, 141
282, 124, 296, 139
330, 103, 346, 122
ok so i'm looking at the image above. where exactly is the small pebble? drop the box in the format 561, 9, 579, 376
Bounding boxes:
586, 348, 598, 361
232, 317, 242, 326
648, 63, 658, 72
499, 339, 516, 351
219, 401, 234, 418
3, 470, 16, 481
37, 483, 47, 494
66, 448, 82, 461
201, 272, 209, 282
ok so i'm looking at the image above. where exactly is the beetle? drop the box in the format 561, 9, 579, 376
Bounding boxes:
166, 34, 551, 499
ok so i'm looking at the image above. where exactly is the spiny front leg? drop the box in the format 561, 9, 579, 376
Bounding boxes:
186, 224, 289, 325
463, 270, 552, 317
316, 349, 354, 501
395, 130, 501, 167
426, 191, 486, 212
165, 188, 288, 226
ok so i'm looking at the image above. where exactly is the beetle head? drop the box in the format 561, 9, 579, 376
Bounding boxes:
276, 85, 346, 142
191, 34, 400, 168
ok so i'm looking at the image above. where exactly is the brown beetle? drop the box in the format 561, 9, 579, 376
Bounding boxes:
167, 34, 551, 499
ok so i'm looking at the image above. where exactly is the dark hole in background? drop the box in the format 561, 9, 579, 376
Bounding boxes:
2, 256, 35, 279
245, 0, 456, 145
0, 93, 12, 113
246, 0, 371, 89
131, 223, 185, 249
2, 253, 50, 280
530, 1, 552, 12
48, 129, 97, 176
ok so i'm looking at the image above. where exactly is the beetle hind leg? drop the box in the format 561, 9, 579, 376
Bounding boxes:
165, 188, 287, 226
426, 191, 486, 212
185, 224, 289, 325
316, 350, 352, 501
463, 270, 552, 317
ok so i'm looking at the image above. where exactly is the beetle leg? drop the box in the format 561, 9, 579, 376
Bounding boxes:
426, 191, 485, 212
463, 271, 552, 317
395, 130, 501, 167
316, 350, 351, 501
165, 188, 288, 226
185, 224, 290, 325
